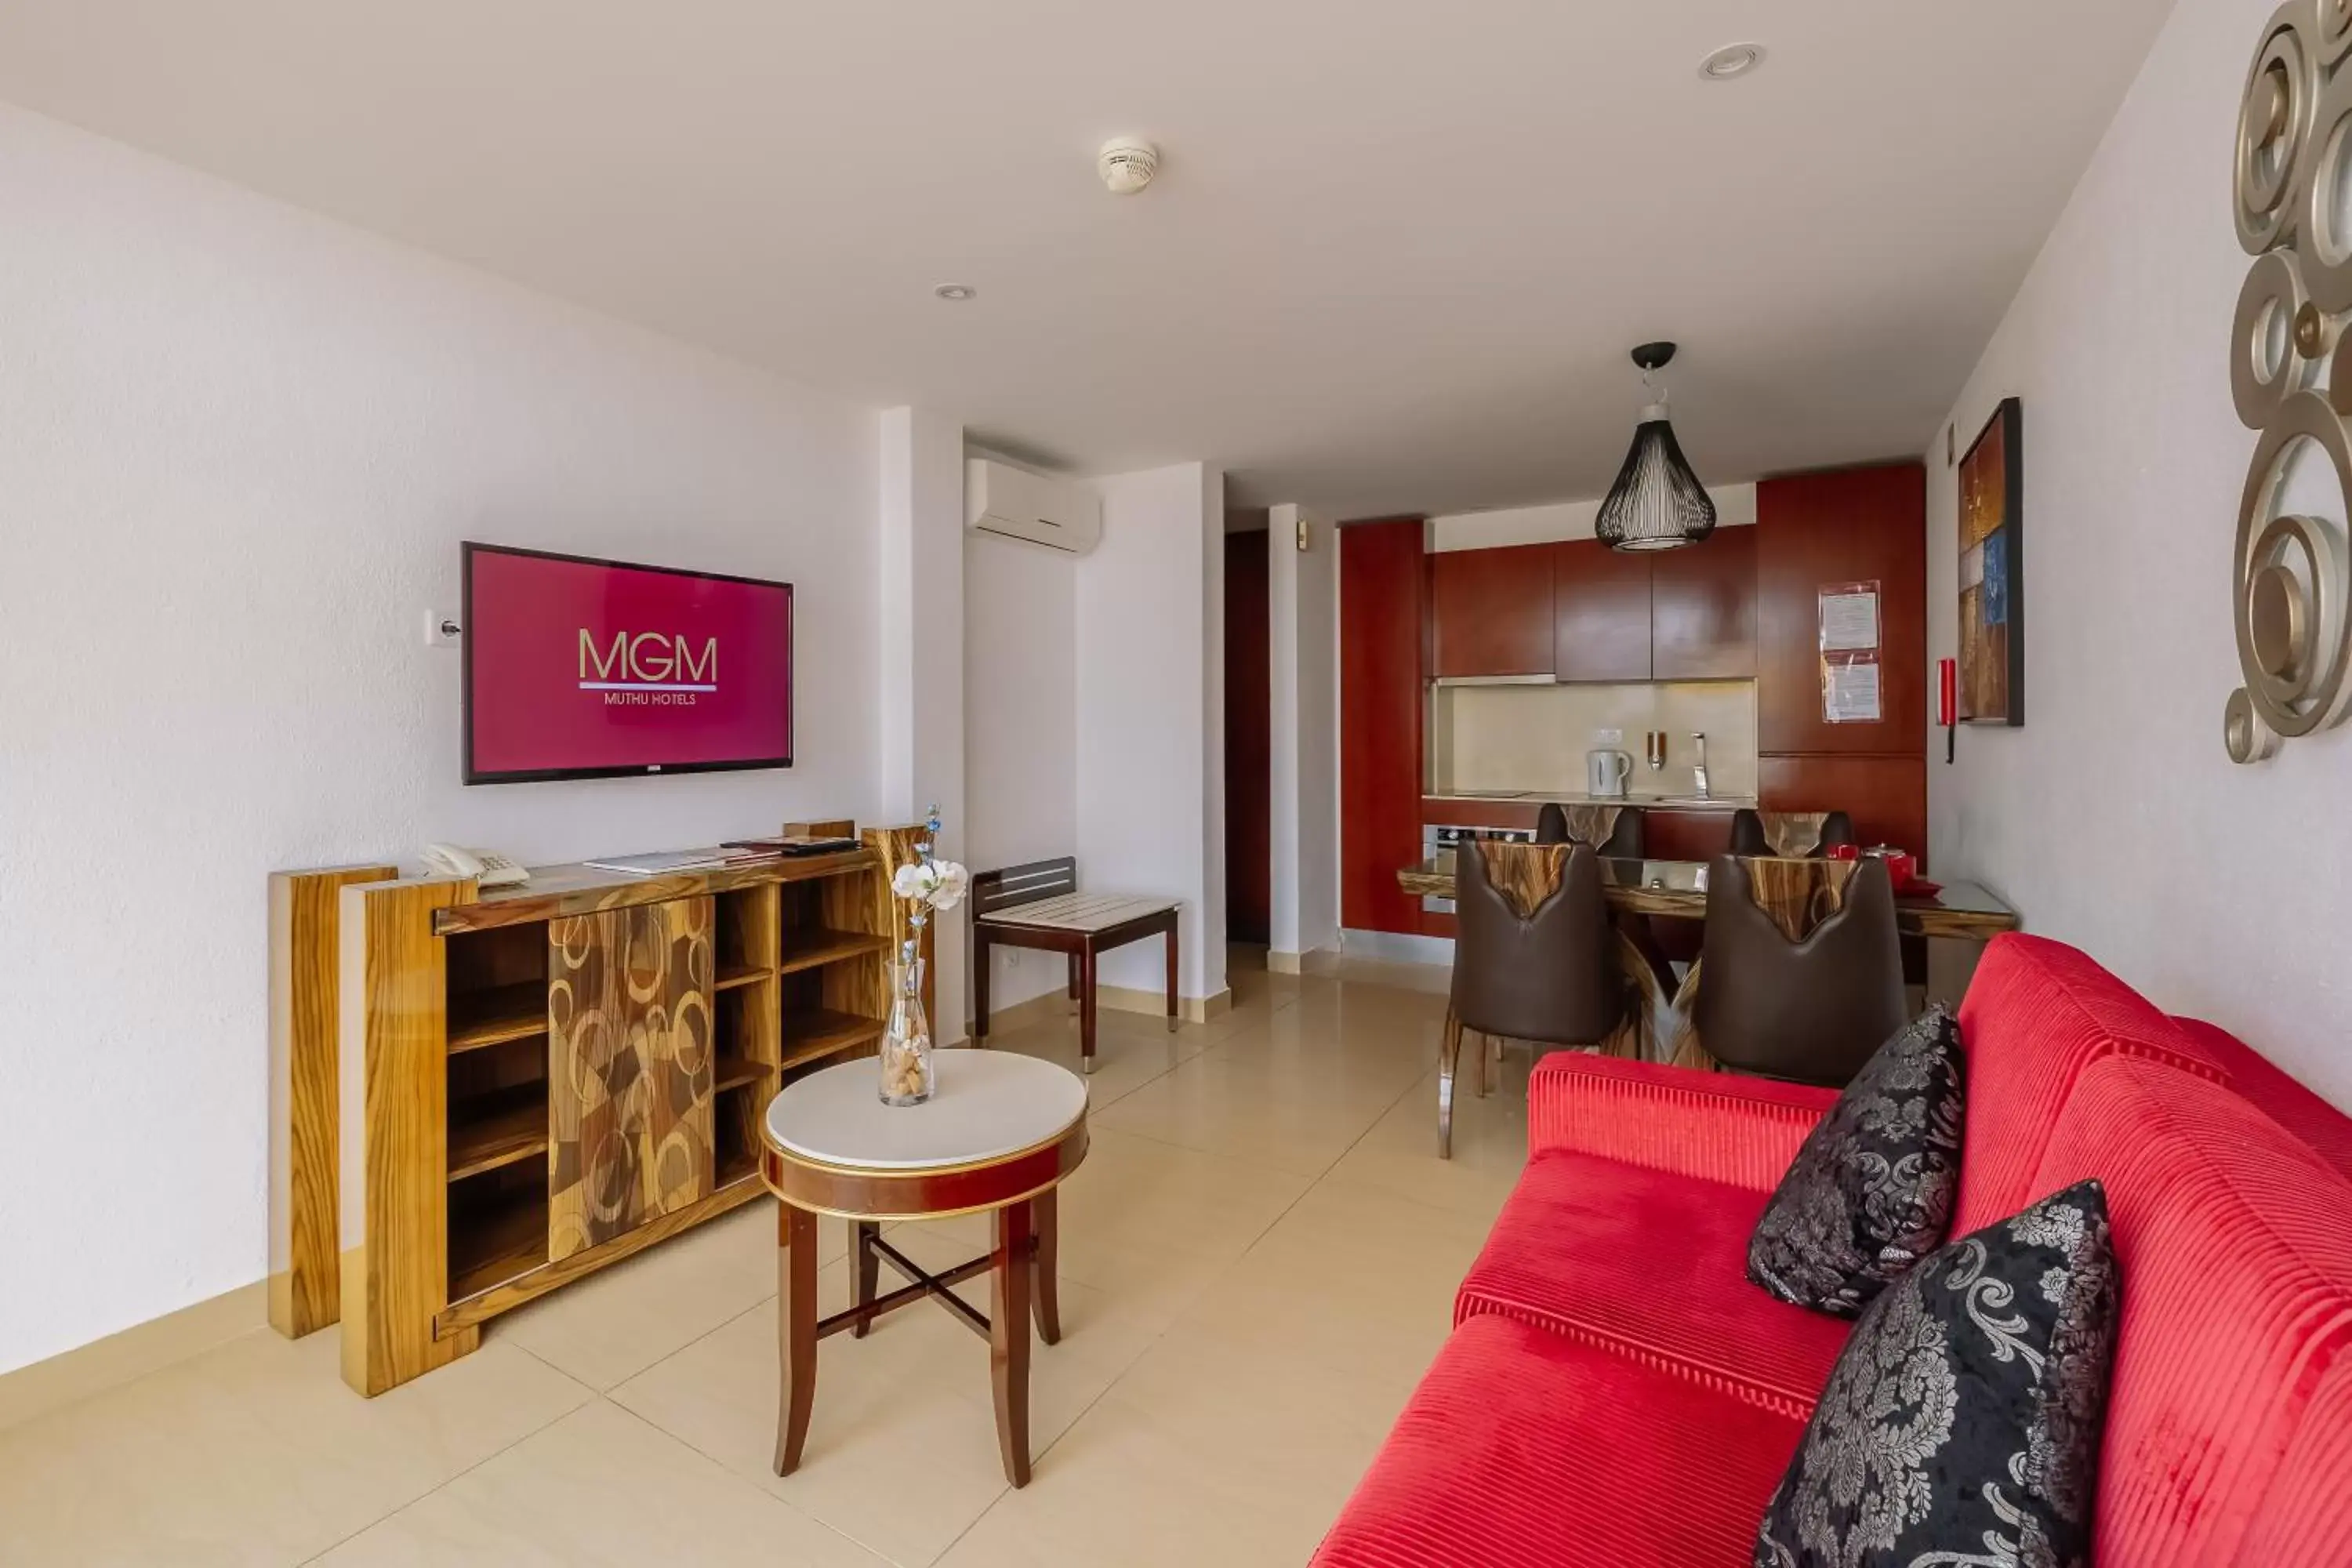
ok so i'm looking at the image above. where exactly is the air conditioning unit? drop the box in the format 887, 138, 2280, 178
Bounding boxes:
965, 459, 1102, 554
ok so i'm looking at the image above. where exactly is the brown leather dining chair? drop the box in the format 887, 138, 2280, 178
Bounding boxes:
1728, 808, 1857, 858
1535, 802, 1644, 858
1687, 855, 1906, 1087
1440, 840, 1624, 1156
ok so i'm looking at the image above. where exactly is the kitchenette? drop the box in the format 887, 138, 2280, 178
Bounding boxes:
1419, 677, 1757, 913
1339, 462, 1930, 946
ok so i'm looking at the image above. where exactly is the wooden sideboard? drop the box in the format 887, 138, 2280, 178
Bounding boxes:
269, 824, 931, 1396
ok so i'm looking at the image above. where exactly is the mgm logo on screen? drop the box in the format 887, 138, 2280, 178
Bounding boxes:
577, 630, 718, 706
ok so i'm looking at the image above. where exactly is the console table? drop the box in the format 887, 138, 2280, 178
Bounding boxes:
267, 822, 931, 1396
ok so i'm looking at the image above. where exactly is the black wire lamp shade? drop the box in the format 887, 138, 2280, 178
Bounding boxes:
1595, 342, 1717, 551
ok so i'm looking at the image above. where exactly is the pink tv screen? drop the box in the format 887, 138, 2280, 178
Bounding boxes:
463, 543, 793, 783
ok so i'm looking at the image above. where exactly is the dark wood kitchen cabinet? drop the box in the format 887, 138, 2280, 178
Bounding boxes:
1757, 754, 1926, 869
1429, 543, 1555, 677
1650, 525, 1756, 679
1755, 465, 1926, 754
1552, 539, 1654, 681
1341, 518, 1432, 935
1752, 463, 1929, 865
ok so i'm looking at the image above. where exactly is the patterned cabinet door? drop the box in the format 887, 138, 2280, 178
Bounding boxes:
547, 897, 715, 1259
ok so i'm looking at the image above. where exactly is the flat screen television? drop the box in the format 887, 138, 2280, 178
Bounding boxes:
463, 542, 793, 784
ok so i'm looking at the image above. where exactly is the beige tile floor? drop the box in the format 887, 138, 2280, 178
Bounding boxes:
0, 953, 1534, 1568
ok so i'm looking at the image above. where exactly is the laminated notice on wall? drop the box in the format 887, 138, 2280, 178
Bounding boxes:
1819, 584, 1882, 652
1823, 658, 1883, 724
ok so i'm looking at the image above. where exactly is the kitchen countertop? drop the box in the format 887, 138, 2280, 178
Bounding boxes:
1423, 791, 1755, 812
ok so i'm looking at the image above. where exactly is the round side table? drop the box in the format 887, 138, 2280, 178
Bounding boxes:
760, 1051, 1089, 1488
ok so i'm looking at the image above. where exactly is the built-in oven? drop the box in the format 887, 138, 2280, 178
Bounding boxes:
1421, 822, 1534, 914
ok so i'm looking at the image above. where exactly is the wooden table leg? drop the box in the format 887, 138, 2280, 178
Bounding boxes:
972, 926, 993, 1041
1077, 946, 1098, 1074
774, 1201, 818, 1475
851, 1220, 880, 1339
1067, 953, 1080, 1012
990, 1199, 1036, 1486
1437, 1007, 1464, 1159
1030, 1187, 1060, 1346
1164, 918, 1180, 1033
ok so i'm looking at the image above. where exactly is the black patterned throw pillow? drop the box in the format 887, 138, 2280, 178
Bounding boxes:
1753, 1179, 2121, 1568
1748, 1004, 1965, 1318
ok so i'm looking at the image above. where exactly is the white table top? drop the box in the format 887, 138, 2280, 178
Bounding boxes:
764, 1051, 1088, 1171
978, 892, 1178, 932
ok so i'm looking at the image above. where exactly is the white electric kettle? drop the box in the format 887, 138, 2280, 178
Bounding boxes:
1586, 749, 1633, 797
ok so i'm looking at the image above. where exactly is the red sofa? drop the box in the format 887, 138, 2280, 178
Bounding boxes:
1312, 935, 2352, 1566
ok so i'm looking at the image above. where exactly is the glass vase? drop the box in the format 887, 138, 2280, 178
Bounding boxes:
877, 958, 935, 1106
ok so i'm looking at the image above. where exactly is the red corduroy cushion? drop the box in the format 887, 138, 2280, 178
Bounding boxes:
1526, 1053, 1836, 1191
2029, 1055, 2352, 1568
1454, 1149, 1852, 1418
1952, 933, 2226, 1232
1310, 1314, 1804, 1568
2236, 1352, 2352, 1567
2172, 1016, 2352, 1185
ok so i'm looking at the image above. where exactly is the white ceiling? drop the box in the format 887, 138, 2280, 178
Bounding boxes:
0, 1, 2172, 517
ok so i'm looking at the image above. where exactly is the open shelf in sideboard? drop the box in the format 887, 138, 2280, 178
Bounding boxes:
446, 1085, 551, 1182
780, 927, 892, 975
448, 1164, 548, 1301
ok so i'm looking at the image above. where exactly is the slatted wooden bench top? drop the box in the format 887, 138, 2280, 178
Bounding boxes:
970, 858, 1182, 1073
978, 891, 1180, 932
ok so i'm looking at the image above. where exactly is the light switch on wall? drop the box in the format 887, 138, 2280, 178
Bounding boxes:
1592, 728, 1623, 745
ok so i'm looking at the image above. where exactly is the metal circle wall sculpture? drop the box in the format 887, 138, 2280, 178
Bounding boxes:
2229, 0, 2352, 761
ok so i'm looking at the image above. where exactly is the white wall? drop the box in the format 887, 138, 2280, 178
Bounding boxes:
1269, 505, 1339, 960
963, 528, 1078, 1012
0, 103, 885, 1373
877, 408, 968, 1040
1925, 0, 2352, 1109
1075, 463, 1229, 1000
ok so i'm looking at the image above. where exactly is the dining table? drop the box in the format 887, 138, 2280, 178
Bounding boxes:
1395, 852, 2020, 942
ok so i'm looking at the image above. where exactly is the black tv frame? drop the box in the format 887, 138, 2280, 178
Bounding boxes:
461, 540, 795, 786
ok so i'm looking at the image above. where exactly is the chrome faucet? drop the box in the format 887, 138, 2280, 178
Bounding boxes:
1690, 731, 1710, 800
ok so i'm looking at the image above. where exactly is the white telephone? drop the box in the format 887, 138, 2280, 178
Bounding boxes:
422, 843, 531, 888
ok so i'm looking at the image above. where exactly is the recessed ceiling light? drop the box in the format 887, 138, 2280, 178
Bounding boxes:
934, 284, 976, 302
1699, 42, 1766, 81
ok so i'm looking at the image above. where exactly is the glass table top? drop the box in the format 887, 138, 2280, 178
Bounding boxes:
1423, 851, 2012, 913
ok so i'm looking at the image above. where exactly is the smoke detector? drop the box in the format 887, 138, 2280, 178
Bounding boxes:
1699, 42, 1765, 80
1098, 138, 1160, 195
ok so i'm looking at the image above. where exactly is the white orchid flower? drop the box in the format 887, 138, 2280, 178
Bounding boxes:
891, 858, 971, 912
928, 862, 971, 911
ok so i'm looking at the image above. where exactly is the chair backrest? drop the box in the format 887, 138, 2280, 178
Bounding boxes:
1728, 808, 1857, 858
1450, 841, 1622, 1045
1534, 803, 1645, 858
1692, 855, 1905, 1084
971, 857, 1076, 918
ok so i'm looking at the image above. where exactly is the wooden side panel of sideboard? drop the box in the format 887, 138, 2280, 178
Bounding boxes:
340, 876, 480, 1396
269, 864, 396, 1340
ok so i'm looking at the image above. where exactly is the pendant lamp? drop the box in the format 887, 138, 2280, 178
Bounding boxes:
1595, 342, 1717, 551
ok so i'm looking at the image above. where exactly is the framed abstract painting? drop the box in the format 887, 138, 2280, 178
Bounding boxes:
1957, 397, 2024, 724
